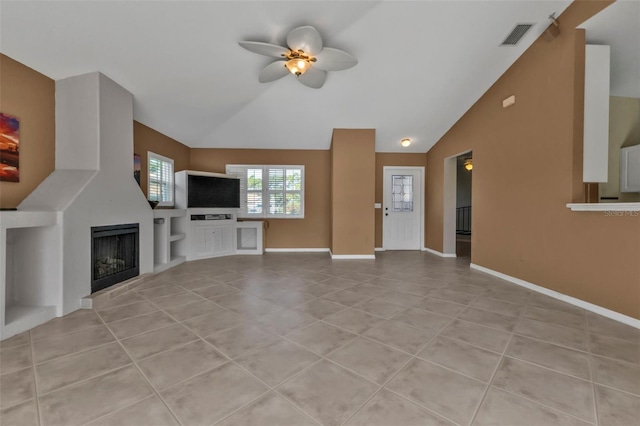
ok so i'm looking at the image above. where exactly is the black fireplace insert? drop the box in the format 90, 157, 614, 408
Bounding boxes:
91, 223, 139, 293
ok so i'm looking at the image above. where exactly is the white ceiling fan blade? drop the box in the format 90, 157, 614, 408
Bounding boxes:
313, 47, 358, 71
297, 67, 326, 89
258, 61, 289, 83
239, 41, 289, 58
286, 26, 323, 55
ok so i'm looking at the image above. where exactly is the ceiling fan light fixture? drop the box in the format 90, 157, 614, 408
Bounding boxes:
239, 25, 357, 88
284, 58, 310, 76
401, 138, 411, 147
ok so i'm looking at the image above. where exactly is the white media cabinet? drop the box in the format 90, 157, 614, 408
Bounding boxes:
151, 170, 263, 266
184, 208, 237, 261
154, 208, 264, 262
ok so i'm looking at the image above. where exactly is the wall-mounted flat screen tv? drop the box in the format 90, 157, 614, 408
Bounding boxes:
187, 175, 240, 208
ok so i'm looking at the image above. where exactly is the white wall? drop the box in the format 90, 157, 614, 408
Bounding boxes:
55, 73, 100, 170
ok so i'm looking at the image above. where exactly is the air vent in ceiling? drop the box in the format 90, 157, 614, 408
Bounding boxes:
501, 24, 534, 46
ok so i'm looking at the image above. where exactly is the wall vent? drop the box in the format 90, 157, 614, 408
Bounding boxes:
501, 24, 534, 45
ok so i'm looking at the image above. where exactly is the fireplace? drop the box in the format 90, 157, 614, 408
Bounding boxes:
91, 223, 139, 293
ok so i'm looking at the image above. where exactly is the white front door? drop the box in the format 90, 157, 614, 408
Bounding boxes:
383, 167, 423, 250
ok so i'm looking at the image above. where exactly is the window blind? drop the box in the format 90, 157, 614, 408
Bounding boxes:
226, 165, 304, 219
148, 152, 174, 206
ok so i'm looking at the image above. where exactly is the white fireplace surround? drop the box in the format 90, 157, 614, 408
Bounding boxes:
0, 72, 153, 339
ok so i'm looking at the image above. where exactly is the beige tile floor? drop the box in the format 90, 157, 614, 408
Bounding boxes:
1, 252, 639, 426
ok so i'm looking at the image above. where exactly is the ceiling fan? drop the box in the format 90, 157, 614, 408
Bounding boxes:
239, 25, 357, 89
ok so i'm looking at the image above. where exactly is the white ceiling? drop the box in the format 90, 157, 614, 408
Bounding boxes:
579, 0, 640, 98
0, 1, 574, 152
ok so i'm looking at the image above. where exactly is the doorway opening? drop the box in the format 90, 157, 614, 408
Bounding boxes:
443, 151, 472, 258
456, 152, 473, 258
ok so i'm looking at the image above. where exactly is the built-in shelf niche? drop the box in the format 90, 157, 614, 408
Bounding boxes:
1, 211, 61, 340
152, 209, 187, 273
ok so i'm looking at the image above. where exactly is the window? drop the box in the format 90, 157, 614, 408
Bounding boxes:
226, 165, 304, 219
392, 175, 414, 212
148, 151, 174, 206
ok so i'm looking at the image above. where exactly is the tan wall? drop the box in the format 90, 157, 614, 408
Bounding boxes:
0, 54, 55, 208
190, 148, 331, 249
133, 121, 191, 199
374, 153, 427, 247
425, 0, 640, 319
600, 97, 640, 202
331, 129, 376, 255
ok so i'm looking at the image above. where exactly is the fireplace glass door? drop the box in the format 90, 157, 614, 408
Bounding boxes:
91, 223, 139, 293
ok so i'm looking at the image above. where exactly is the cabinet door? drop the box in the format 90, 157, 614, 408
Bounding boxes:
620, 145, 640, 192
211, 224, 234, 257
191, 224, 215, 259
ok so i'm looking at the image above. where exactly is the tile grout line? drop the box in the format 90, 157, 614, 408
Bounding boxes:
467, 291, 531, 426
80, 395, 160, 426
27, 360, 137, 399
140, 290, 329, 426
476, 381, 600, 425
208, 361, 325, 426
585, 310, 601, 426
29, 320, 105, 344
32, 337, 118, 369
470, 292, 603, 426
264, 394, 325, 426
272, 357, 376, 426
338, 342, 459, 425
510, 328, 591, 354
214, 299, 420, 426
203, 386, 273, 426
374, 291, 486, 422
339, 291, 482, 426
122, 333, 201, 363
496, 354, 595, 384
93, 309, 185, 426
380, 388, 464, 426
591, 382, 640, 399
28, 330, 44, 426
171, 278, 334, 318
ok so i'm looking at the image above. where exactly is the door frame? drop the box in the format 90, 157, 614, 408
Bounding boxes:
443, 150, 472, 257
382, 166, 425, 250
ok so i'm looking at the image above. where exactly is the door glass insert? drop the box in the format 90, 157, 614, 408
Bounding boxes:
392, 175, 413, 212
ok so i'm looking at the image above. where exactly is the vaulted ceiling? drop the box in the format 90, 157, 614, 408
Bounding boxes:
1, 1, 578, 152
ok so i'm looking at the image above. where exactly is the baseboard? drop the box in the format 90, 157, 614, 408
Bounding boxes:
264, 248, 330, 253
329, 251, 376, 260
375, 247, 385, 252
422, 247, 457, 258
470, 263, 640, 330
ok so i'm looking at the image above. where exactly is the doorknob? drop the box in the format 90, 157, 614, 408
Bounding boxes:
385, 213, 388, 216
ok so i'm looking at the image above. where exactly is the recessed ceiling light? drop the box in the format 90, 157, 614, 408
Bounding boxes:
401, 138, 411, 147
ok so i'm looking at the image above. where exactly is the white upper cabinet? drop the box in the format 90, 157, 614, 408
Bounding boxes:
620, 145, 640, 193
583, 45, 610, 183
